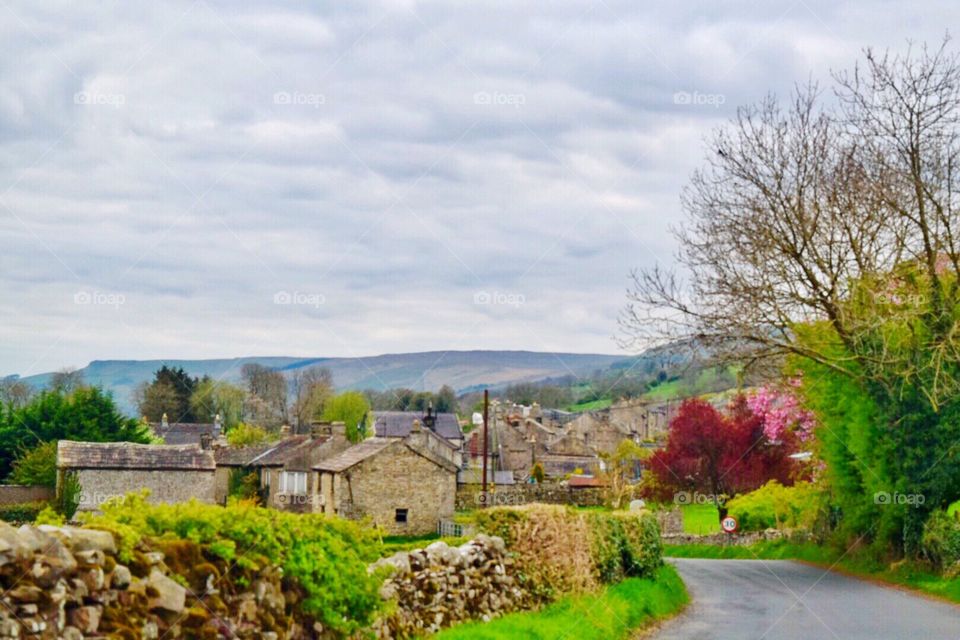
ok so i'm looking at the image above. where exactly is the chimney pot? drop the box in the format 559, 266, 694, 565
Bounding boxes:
161, 413, 169, 428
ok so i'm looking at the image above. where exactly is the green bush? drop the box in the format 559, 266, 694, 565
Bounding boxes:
921, 510, 960, 569
0, 501, 48, 523
726, 481, 826, 532
79, 491, 386, 636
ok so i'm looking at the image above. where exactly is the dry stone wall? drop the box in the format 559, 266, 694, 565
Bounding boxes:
370, 535, 530, 639
0, 521, 306, 640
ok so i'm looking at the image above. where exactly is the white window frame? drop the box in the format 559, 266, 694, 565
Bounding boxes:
280, 470, 307, 495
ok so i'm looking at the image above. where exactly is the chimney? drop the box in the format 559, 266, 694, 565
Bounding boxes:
311, 421, 334, 439
200, 432, 212, 450
214, 413, 222, 432
411, 418, 422, 433
330, 421, 347, 438
280, 424, 292, 438
423, 403, 437, 431
161, 412, 169, 428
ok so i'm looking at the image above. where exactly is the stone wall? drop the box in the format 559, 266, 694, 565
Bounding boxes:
370, 535, 529, 638
70, 469, 215, 511
661, 529, 794, 546
0, 521, 320, 639
655, 508, 684, 534
334, 444, 456, 535
0, 485, 53, 505
455, 482, 607, 510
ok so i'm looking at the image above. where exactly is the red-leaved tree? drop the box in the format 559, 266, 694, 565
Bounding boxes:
645, 396, 801, 518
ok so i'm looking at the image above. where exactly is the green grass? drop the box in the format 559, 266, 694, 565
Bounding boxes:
566, 398, 614, 412
665, 541, 960, 603
380, 533, 467, 556
433, 565, 688, 640
680, 503, 721, 535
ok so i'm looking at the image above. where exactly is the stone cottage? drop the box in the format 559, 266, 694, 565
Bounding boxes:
57, 441, 216, 510
314, 421, 458, 535
213, 423, 351, 511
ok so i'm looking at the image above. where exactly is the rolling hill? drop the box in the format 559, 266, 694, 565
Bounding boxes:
14, 351, 629, 415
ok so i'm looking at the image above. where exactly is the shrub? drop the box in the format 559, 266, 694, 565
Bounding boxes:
226, 423, 274, 447
726, 481, 826, 532
0, 501, 48, 523
921, 510, 960, 569
79, 491, 386, 636
473, 505, 662, 602
8, 441, 57, 487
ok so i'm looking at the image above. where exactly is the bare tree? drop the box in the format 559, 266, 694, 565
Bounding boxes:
621, 39, 960, 408
49, 368, 85, 394
0, 378, 33, 409
240, 363, 288, 427
289, 366, 334, 430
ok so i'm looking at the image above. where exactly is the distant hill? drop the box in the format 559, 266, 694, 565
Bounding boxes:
15, 351, 628, 415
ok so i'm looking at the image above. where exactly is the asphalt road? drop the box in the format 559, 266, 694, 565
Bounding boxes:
654, 558, 960, 639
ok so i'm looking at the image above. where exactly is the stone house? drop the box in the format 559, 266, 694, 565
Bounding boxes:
57, 441, 216, 510
213, 423, 352, 511
150, 413, 222, 446
314, 422, 458, 535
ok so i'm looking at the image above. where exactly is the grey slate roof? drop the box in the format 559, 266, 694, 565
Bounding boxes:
57, 441, 216, 471
151, 422, 221, 446
213, 443, 275, 467
372, 411, 463, 442
313, 438, 396, 473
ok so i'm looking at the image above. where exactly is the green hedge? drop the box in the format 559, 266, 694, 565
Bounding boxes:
0, 501, 49, 523
921, 510, 960, 569
725, 481, 825, 532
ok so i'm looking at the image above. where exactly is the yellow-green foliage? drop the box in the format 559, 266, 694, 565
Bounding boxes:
80, 491, 386, 636
726, 481, 826, 532
472, 505, 662, 602
226, 422, 274, 447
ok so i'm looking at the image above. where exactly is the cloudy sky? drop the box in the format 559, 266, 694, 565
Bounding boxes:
0, 0, 950, 377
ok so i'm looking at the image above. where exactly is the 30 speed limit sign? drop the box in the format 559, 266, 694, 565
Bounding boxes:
721, 515, 739, 534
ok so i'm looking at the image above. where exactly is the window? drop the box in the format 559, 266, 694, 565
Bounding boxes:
395, 508, 408, 523
280, 471, 307, 495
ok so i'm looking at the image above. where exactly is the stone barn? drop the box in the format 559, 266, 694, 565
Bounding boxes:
57, 441, 216, 510
314, 422, 458, 535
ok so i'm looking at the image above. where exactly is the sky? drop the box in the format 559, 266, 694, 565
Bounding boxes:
0, 0, 951, 377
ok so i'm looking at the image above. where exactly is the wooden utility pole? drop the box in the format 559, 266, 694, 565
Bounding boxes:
481, 389, 489, 500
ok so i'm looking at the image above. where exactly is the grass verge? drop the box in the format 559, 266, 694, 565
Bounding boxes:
432, 565, 689, 640
665, 541, 960, 603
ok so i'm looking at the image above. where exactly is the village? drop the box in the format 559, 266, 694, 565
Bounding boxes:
52, 397, 675, 536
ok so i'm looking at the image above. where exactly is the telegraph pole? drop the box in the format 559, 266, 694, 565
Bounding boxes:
481, 389, 489, 501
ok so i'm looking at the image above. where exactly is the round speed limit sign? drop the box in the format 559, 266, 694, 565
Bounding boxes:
721, 515, 739, 534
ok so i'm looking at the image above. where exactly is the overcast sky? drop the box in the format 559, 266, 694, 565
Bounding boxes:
0, 1, 951, 377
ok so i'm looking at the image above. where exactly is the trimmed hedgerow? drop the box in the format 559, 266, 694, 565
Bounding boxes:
472, 505, 662, 602
0, 500, 49, 523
